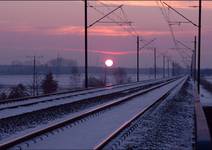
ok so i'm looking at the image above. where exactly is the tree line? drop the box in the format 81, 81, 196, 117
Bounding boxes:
0, 72, 58, 100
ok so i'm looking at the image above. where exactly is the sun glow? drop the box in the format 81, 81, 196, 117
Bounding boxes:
105, 59, 113, 67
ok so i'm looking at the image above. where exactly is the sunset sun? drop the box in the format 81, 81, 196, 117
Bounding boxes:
105, 59, 113, 67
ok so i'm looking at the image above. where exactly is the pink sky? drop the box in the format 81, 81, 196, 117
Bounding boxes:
0, 1, 212, 68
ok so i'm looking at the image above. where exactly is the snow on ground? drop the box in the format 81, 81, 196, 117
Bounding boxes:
0, 80, 161, 119
204, 76, 212, 84
197, 76, 212, 106
104, 78, 194, 150
8, 78, 183, 149
0, 77, 169, 120
0, 92, 122, 141
199, 85, 212, 106
0, 74, 153, 93
0, 79, 165, 141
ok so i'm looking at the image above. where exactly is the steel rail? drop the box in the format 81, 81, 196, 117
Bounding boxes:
94, 77, 187, 150
0, 78, 164, 106
0, 77, 178, 113
0, 77, 183, 149
0, 80, 145, 105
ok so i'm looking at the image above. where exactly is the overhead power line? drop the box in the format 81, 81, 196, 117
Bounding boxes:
88, 5, 123, 28
88, 1, 138, 36
156, 0, 192, 67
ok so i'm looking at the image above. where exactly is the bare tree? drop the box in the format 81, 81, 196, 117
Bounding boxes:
8, 84, 30, 99
0, 92, 7, 101
41, 72, 58, 94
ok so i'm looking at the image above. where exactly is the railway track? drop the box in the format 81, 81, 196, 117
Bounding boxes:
95, 77, 187, 150
0, 77, 178, 119
0, 76, 186, 149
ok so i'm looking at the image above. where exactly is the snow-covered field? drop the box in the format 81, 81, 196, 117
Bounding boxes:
7, 78, 184, 149
0, 74, 155, 94
200, 85, 212, 106
0, 74, 154, 86
197, 76, 212, 106
204, 76, 212, 84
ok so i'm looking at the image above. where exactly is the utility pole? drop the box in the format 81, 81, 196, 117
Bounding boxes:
57, 53, 60, 75
191, 54, 193, 78
137, 36, 140, 82
194, 36, 197, 82
27, 55, 42, 96
172, 62, 175, 76
33, 56, 36, 96
154, 48, 156, 79
197, 0, 202, 93
139, 38, 156, 80
167, 58, 170, 77
163, 55, 165, 78
104, 65, 107, 85
84, 3, 124, 88
84, 0, 88, 88
162, 1, 200, 83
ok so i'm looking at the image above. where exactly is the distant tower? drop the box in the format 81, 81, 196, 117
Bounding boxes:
56, 52, 60, 77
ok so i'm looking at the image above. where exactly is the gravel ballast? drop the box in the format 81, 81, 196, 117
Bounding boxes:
105, 80, 194, 150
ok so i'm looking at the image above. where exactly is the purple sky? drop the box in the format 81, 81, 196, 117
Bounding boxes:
0, 1, 212, 68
